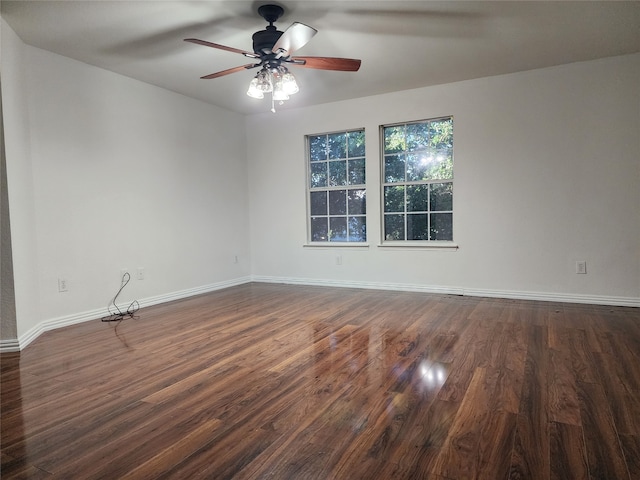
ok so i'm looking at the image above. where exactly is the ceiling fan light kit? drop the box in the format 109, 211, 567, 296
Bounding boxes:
185, 3, 361, 112
246, 65, 299, 111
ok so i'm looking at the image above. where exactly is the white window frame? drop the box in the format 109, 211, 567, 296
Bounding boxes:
305, 128, 367, 245
380, 116, 456, 248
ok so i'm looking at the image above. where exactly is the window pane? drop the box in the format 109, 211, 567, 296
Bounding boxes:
406, 185, 428, 212
311, 217, 328, 241
347, 130, 365, 157
407, 214, 428, 240
329, 160, 347, 186
328, 133, 347, 159
307, 129, 366, 244
406, 153, 430, 182
310, 191, 327, 216
384, 125, 405, 154
348, 189, 366, 215
310, 162, 327, 188
425, 153, 453, 180
348, 158, 365, 185
406, 122, 429, 151
430, 213, 453, 240
430, 183, 453, 211
384, 214, 405, 240
329, 190, 347, 215
329, 217, 348, 242
381, 117, 453, 244
384, 154, 405, 182
384, 186, 404, 212
429, 118, 453, 150
349, 216, 366, 241
309, 135, 327, 161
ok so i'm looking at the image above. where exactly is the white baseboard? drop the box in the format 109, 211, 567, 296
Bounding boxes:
0, 338, 20, 353
136, 276, 251, 308
251, 275, 640, 308
251, 275, 465, 296
3, 274, 637, 353
459, 287, 640, 307
2, 276, 251, 353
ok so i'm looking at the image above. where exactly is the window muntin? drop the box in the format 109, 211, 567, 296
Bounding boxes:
307, 129, 366, 242
381, 117, 453, 242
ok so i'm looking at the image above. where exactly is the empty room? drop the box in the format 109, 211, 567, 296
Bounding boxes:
1, 1, 639, 479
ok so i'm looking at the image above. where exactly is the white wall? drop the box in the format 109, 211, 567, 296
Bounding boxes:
247, 54, 640, 304
2, 23, 251, 344
1, 19, 41, 346
2, 20, 638, 351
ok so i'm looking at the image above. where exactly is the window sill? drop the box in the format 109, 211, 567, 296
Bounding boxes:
377, 242, 459, 250
303, 243, 370, 248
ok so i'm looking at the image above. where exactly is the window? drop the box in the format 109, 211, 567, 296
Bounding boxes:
307, 129, 366, 243
382, 117, 453, 242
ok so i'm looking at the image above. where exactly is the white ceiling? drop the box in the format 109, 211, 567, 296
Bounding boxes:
2, 1, 639, 115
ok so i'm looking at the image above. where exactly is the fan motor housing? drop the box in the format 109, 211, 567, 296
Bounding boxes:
252, 27, 283, 55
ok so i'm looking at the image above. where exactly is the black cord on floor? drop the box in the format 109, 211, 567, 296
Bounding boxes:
101, 272, 140, 322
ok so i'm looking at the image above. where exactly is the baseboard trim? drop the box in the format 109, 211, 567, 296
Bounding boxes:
136, 276, 251, 308
0, 338, 20, 353
251, 275, 464, 296
2, 276, 251, 353
251, 275, 640, 308
459, 287, 639, 307
3, 274, 636, 353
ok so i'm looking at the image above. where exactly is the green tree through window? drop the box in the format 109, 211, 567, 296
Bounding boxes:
307, 129, 366, 242
382, 117, 453, 242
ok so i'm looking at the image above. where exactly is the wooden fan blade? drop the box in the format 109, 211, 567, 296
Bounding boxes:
184, 38, 259, 58
272, 22, 317, 57
200, 64, 260, 79
290, 56, 361, 72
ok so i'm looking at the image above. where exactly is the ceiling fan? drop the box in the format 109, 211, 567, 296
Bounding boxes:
185, 4, 361, 112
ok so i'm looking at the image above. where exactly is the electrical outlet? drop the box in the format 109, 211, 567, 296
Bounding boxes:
137, 267, 145, 280
336, 255, 342, 265
58, 277, 68, 292
234, 255, 239, 264
576, 261, 587, 274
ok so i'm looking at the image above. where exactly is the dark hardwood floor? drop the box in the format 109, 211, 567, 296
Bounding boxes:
1, 283, 639, 479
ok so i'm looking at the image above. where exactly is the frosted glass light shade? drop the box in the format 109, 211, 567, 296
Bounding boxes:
246, 77, 264, 98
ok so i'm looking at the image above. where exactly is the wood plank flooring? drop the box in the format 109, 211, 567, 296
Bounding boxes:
1, 283, 639, 479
